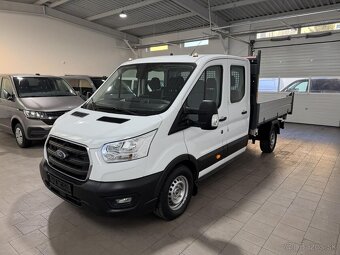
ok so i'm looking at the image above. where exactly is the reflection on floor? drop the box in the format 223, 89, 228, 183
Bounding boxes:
0, 123, 339, 255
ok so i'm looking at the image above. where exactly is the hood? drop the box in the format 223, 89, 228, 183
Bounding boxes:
50, 108, 163, 149
19, 96, 84, 112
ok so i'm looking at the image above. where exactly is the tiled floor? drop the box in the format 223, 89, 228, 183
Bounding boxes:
0, 123, 339, 255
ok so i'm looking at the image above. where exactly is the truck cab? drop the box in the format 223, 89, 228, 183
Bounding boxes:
40, 53, 293, 220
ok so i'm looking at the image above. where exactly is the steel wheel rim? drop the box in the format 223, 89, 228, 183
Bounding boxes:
270, 131, 276, 148
168, 175, 188, 211
15, 128, 23, 145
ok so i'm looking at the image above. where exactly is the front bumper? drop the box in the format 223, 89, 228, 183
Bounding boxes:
40, 159, 161, 215
27, 126, 51, 140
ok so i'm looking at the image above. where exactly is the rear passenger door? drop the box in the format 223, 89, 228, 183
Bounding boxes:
226, 60, 250, 152
183, 60, 228, 175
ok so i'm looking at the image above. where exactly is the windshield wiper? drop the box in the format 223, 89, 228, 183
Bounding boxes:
93, 104, 138, 115
110, 107, 139, 115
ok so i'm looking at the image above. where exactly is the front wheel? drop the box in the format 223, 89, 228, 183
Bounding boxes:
154, 165, 193, 221
14, 123, 31, 148
260, 125, 277, 153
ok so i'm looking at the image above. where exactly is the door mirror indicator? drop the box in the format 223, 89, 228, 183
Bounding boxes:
198, 100, 219, 130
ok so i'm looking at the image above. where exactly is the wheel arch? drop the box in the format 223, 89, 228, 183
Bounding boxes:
258, 119, 280, 139
11, 117, 23, 134
154, 154, 199, 198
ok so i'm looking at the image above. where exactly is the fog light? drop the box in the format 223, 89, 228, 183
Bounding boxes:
115, 197, 132, 204
107, 195, 137, 209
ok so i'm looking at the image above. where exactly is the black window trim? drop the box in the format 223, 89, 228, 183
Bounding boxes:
230, 65, 246, 104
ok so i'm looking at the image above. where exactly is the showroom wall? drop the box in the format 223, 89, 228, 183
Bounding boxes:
0, 12, 133, 76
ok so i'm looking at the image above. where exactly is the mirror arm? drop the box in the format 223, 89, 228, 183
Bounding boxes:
183, 106, 199, 115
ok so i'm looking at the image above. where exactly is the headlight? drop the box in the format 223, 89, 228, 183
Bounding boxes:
102, 130, 157, 163
23, 110, 47, 119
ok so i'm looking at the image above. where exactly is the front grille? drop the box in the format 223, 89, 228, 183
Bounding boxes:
42, 111, 68, 125
46, 137, 90, 180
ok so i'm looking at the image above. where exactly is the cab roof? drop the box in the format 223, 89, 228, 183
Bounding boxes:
122, 54, 248, 66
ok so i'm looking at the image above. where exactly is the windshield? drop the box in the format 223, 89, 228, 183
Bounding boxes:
13, 77, 77, 98
83, 63, 196, 116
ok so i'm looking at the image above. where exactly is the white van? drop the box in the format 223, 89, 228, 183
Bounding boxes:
40, 52, 294, 220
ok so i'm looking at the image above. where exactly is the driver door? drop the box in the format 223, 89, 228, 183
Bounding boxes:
183, 60, 228, 176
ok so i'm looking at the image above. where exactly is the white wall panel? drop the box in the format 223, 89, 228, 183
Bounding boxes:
0, 12, 132, 76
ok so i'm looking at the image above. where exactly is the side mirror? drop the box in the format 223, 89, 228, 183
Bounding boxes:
3, 90, 14, 101
198, 100, 219, 130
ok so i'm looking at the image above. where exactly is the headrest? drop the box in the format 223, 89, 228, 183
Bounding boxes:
19, 79, 29, 87
149, 77, 161, 90
206, 78, 217, 89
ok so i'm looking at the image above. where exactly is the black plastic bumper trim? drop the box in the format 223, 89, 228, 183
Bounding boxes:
40, 159, 161, 215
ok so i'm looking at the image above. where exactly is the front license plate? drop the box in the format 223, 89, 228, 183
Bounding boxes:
49, 175, 72, 196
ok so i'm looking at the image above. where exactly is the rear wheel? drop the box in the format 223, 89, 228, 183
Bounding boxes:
14, 123, 31, 148
260, 125, 277, 153
154, 165, 193, 221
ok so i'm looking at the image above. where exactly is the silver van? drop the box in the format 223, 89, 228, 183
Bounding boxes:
0, 74, 84, 147
63, 75, 106, 100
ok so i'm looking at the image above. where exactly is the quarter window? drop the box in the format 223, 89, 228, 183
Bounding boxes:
230, 66, 245, 103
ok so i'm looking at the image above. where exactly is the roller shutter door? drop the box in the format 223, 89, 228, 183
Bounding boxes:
255, 36, 340, 78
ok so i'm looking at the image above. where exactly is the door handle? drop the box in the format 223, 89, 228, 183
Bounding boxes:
219, 117, 227, 122
241, 110, 247, 115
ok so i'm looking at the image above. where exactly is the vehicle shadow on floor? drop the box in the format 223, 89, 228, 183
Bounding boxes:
37, 145, 286, 255
0, 132, 44, 158
8, 142, 288, 255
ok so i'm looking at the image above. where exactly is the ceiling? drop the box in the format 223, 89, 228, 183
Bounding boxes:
4, 0, 340, 39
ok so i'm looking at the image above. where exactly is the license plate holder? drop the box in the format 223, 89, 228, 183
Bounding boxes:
49, 174, 73, 196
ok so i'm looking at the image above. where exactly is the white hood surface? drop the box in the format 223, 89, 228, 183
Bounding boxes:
50, 108, 163, 149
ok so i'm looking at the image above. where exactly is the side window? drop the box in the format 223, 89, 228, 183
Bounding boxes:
1, 78, 13, 99
79, 79, 92, 89
285, 80, 308, 92
65, 79, 80, 91
294, 81, 308, 92
186, 65, 222, 110
310, 78, 340, 93
230, 66, 245, 103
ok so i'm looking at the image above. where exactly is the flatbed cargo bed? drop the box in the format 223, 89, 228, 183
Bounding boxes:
256, 93, 294, 126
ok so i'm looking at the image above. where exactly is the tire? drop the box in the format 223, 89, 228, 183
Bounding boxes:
260, 125, 277, 153
154, 165, 193, 221
14, 123, 31, 148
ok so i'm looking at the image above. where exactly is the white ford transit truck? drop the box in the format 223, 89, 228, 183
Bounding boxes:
40, 52, 294, 220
